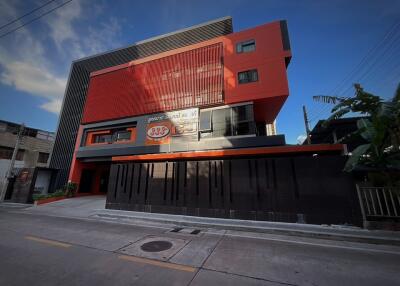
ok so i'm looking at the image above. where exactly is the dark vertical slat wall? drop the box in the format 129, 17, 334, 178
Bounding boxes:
49, 18, 233, 190
106, 156, 362, 226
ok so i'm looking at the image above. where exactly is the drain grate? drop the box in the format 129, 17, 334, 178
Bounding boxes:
140, 240, 173, 252
190, 229, 201, 235
170, 227, 202, 235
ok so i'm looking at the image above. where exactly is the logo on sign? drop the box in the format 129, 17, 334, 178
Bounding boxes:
147, 125, 170, 139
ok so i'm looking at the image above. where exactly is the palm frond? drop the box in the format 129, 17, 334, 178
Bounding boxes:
336, 129, 362, 143
331, 97, 355, 113
344, 144, 371, 172
325, 107, 351, 123
357, 118, 375, 141
312, 95, 343, 104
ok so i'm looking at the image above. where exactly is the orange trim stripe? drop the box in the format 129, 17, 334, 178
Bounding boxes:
112, 144, 344, 162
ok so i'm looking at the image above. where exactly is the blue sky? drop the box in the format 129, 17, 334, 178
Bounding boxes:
0, 0, 399, 143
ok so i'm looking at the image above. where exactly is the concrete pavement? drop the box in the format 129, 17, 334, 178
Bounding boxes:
14, 196, 400, 245
0, 198, 400, 285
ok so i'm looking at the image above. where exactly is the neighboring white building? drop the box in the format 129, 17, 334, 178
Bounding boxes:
266, 120, 277, 136
0, 120, 55, 195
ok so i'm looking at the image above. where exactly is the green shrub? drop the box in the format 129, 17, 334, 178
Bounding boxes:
64, 182, 77, 197
32, 190, 65, 201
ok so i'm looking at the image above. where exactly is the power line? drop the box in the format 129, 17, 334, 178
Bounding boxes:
339, 31, 400, 96
0, 0, 73, 39
0, 0, 57, 31
307, 19, 400, 122
337, 29, 400, 97
330, 20, 400, 97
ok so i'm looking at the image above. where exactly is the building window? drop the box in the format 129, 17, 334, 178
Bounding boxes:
0, 146, 24, 160
37, 152, 49, 164
113, 130, 131, 142
232, 105, 254, 136
85, 126, 136, 146
238, 69, 258, 84
199, 104, 255, 139
236, 40, 256, 53
93, 133, 112, 144
199, 110, 212, 131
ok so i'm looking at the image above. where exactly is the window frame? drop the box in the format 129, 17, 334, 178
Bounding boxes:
236, 39, 256, 54
238, 69, 259, 84
199, 103, 255, 139
37, 152, 49, 164
199, 110, 212, 132
85, 126, 136, 146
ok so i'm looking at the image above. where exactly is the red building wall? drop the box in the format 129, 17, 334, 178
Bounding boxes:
82, 20, 291, 124
82, 43, 224, 123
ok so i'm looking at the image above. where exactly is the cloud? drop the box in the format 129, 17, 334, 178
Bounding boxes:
44, 0, 83, 58
296, 134, 307, 144
44, 1, 122, 59
83, 17, 122, 55
0, 61, 66, 114
1, 61, 66, 99
0, 0, 124, 116
40, 99, 63, 114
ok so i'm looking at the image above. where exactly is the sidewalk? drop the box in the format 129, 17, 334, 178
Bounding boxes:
14, 196, 400, 246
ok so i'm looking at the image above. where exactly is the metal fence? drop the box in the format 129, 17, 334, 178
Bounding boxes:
356, 185, 400, 221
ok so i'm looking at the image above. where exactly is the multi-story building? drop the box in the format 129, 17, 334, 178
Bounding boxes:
67, 17, 292, 193
0, 120, 54, 201
50, 17, 358, 224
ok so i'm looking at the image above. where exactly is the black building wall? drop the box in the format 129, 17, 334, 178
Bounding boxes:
49, 17, 233, 190
106, 155, 362, 226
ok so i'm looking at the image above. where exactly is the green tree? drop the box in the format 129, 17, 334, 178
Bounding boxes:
313, 83, 400, 182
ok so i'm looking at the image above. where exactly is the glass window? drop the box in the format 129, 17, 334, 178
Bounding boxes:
212, 108, 232, 137
16, 149, 24, 161
114, 130, 131, 142
199, 104, 255, 139
232, 105, 254, 136
235, 122, 251, 135
232, 105, 252, 122
199, 110, 212, 131
238, 69, 258, 84
0, 146, 13, 159
236, 40, 256, 53
94, 134, 112, 144
37, 152, 49, 164
0, 146, 24, 160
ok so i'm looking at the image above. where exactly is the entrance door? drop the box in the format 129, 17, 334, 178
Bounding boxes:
99, 170, 109, 193
79, 169, 95, 193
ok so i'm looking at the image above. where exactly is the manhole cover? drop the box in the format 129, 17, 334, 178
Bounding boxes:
140, 240, 173, 252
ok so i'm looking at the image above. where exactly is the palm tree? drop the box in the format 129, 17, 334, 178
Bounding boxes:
313, 83, 400, 185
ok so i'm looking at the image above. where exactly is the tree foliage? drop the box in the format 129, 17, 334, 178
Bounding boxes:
313, 83, 400, 175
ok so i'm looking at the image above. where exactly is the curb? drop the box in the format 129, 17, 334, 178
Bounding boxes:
92, 209, 400, 246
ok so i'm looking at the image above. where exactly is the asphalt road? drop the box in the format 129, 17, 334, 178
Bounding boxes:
0, 204, 399, 286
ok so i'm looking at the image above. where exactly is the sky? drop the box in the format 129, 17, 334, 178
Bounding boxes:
0, 0, 399, 144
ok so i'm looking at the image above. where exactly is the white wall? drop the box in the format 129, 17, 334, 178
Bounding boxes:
0, 159, 24, 192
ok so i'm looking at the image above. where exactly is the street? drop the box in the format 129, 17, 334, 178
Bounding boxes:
0, 204, 399, 286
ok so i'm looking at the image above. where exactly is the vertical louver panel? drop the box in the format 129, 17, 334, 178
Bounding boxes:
49, 17, 233, 190
82, 43, 224, 123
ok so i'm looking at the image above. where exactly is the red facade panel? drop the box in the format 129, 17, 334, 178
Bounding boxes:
82, 43, 224, 124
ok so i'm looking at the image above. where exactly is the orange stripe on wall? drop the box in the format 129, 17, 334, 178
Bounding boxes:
111, 144, 345, 162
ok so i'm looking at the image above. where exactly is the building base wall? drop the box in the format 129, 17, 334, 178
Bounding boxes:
105, 155, 362, 226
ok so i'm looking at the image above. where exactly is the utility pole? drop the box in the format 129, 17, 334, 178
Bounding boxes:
0, 123, 24, 202
302, 105, 311, 145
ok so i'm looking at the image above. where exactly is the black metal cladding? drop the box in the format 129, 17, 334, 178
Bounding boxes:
106, 156, 362, 226
49, 17, 233, 190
